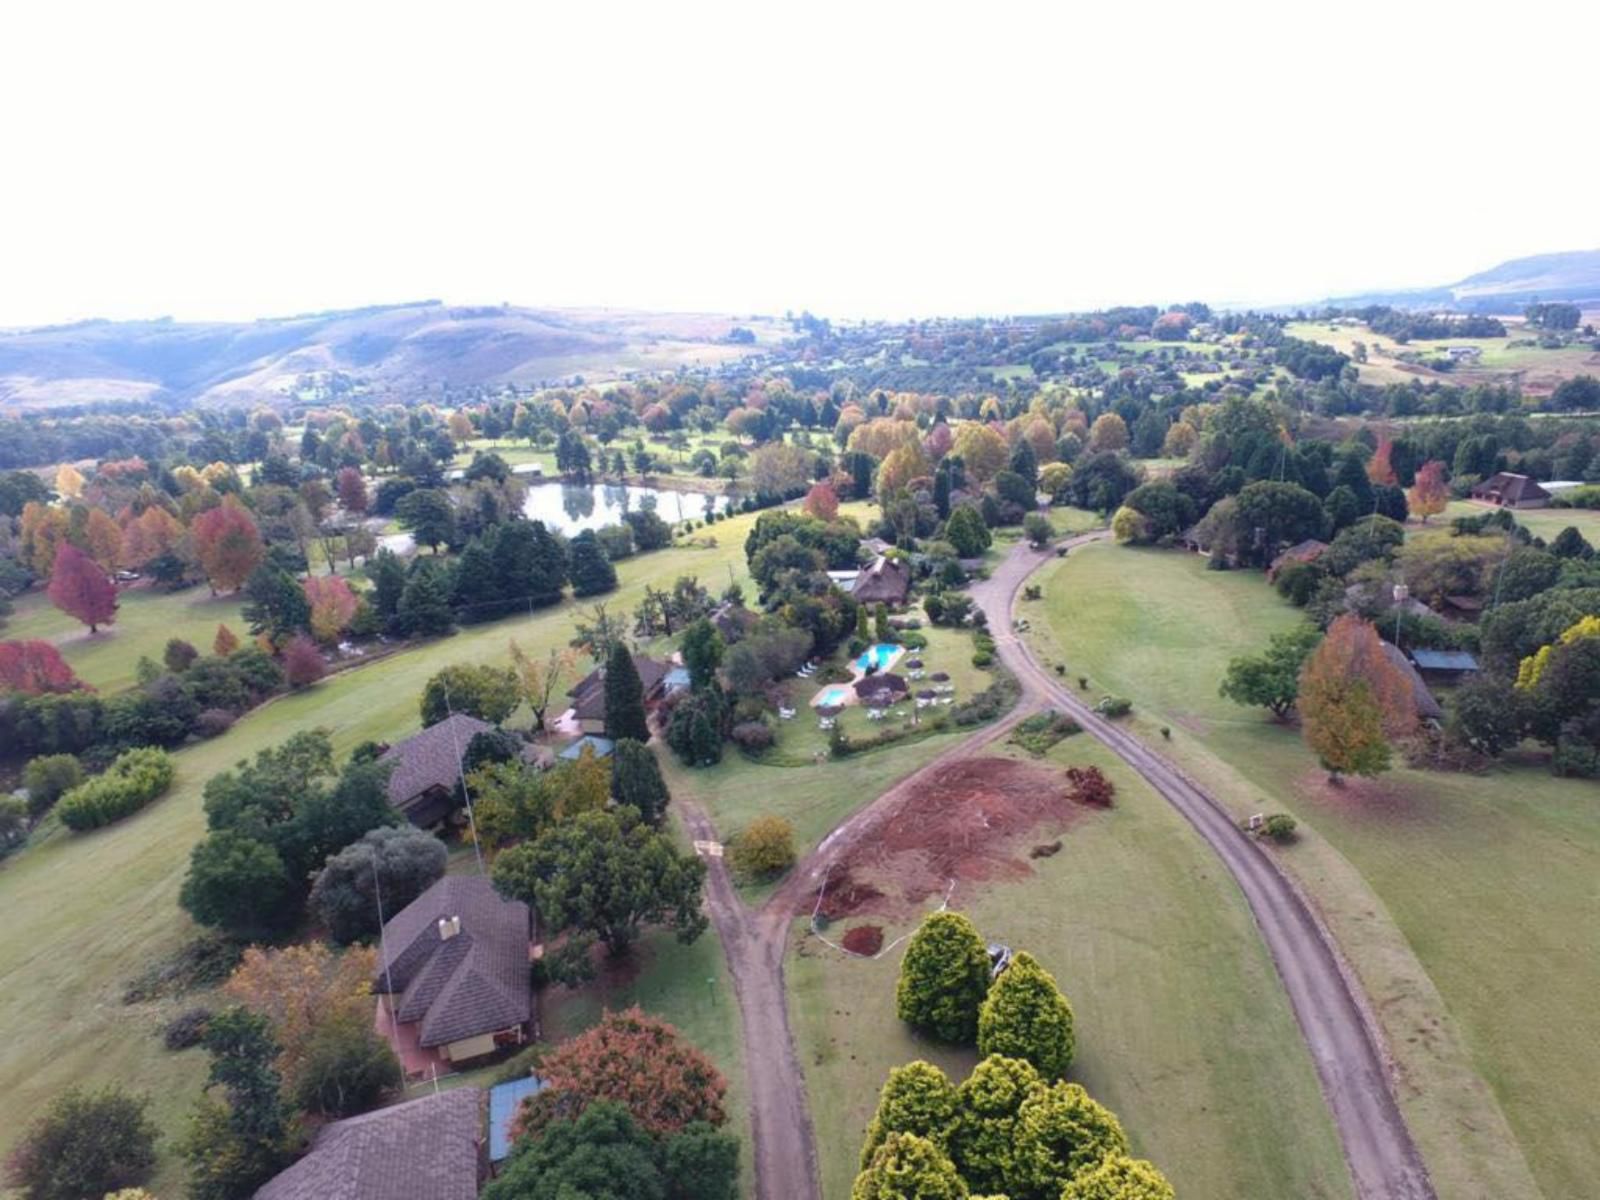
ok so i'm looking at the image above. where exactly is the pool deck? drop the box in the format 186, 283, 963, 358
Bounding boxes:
810, 643, 907, 708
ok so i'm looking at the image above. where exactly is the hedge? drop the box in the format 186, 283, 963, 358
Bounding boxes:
57, 747, 177, 831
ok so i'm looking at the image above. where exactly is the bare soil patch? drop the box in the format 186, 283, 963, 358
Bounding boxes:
840, 925, 884, 956
1292, 770, 1442, 826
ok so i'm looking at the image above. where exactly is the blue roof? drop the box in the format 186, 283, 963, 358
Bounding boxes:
488, 1075, 549, 1161
664, 666, 691, 689
1410, 649, 1479, 672
559, 734, 615, 760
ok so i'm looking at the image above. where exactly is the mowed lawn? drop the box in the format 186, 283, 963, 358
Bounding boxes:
1443, 498, 1600, 543
0, 516, 770, 1195
5, 586, 250, 692
788, 737, 1351, 1200
1027, 541, 1593, 1200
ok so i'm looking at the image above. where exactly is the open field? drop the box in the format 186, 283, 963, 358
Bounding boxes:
1443, 498, 1600, 542
1286, 319, 1600, 394
0, 511, 775, 1194
4, 586, 250, 692
1025, 541, 1593, 1200
788, 736, 1351, 1200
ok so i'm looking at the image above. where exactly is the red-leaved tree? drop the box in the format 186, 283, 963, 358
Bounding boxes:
303, 575, 359, 645
1408, 460, 1448, 523
47, 543, 118, 633
191, 501, 264, 593
512, 1007, 726, 1141
1367, 437, 1398, 487
803, 481, 840, 522
335, 467, 368, 515
281, 634, 327, 688
0, 640, 86, 695
1065, 765, 1115, 807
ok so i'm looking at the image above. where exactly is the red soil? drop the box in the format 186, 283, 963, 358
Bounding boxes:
840, 925, 885, 955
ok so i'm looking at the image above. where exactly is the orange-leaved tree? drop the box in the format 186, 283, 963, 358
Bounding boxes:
191, 499, 264, 593
223, 942, 376, 1091
303, 574, 359, 645
1366, 436, 1398, 487
1408, 460, 1449, 523
1297, 614, 1416, 782
0, 640, 86, 695
803, 481, 840, 521
213, 624, 241, 656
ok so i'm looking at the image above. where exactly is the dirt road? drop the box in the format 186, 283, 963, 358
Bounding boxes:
687, 532, 1434, 1200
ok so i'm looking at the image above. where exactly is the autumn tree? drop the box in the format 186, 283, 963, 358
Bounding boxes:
804, 481, 840, 521
0, 640, 85, 694
1087, 413, 1129, 453
1408, 459, 1448, 523
48, 543, 118, 633
1298, 614, 1416, 783
977, 951, 1076, 1079
514, 1007, 727, 1139
213, 624, 240, 656
335, 466, 368, 513
120, 505, 185, 572
896, 911, 992, 1044
951, 424, 1009, 485
281, 634, 328, 688
55, 463, 85, 499
303, 574, 359, 644
192, 501, 265, 593
509, 639, 578, 730
1366, 437, 1397, 487
79, 507, 125, 573
447, 410, 476, 443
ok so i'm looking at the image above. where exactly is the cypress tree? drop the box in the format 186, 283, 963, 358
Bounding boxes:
610, 737, 670, 824
368, 548, 407, 625
450, 540, 499, 621
569, 530, 618, 597
241, 565, 310, 641
398, 563, 454, 636
933, 464, 952, 520
603, 644, 650, 743
1010, 438, 1038, 486
495, 519, 567, 609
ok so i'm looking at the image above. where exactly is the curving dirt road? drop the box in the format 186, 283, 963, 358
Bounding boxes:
687, 532, 1434, 1200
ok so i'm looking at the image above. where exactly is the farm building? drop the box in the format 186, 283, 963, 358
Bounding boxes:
1469, 473, 1549, 509
565, 655, 671, 734
372, 876, 534, 1074
253, 1087, 485, 1200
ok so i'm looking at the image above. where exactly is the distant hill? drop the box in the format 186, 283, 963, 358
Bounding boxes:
1319, 249, 1600, 314
0, 302, 777, 411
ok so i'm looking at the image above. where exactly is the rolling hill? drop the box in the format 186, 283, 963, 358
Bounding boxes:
1319, 248, 1600, 314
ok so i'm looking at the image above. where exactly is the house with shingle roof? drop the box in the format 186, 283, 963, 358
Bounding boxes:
1470, 472, 1550, 509
254, 1087, 485, 1200
380, 714, 494, 828
565, 655, 671, 734
373, 876, 534, 1068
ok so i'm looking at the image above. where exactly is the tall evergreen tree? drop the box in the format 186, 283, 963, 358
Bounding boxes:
451, 540, 500, 621
367, 548, 408, 627
241, 564, 310, 642
933, 463, 952, 521
610, 738, 671, 824
398, 562, 455, 636
1009, 437, 1038, 486
680, 618, 725, 690
570, 530, 619, 597
495, 519, 567, 609
604, 644, 650, 742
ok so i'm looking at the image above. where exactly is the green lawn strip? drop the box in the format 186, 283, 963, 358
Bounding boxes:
788, 737, 1350, 1200
1027, 541, 1567, 1200
6, 586, 250, 692
1442, 499, 1600, 542
0, 510, 773, 1190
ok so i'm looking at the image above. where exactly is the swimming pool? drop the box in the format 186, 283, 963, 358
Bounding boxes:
813, 684, 851, 708
855, 643, 903, 672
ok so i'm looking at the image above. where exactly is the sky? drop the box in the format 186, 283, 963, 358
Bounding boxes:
2, 0, 1596, 327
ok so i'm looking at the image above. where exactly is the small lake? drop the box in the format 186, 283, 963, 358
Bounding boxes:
379, 483, 732, 554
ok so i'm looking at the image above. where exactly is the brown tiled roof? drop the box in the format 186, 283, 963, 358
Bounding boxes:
1470, 473, 1549, 504
568, 656, 670, 722
375, 876, 531, 1048
254, 1087, 483, 1200
380, 714, 494, 814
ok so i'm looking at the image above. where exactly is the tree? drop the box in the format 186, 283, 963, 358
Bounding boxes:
1366, 437, 1397, 486
192, 501, 265, 593
1022, 512, 1054, 548
21, 753, 83, 817
1299, 615, 1415, 782
0, 640, 84, 695
509, 639, 578, 731
1551, 526, 1595, 561
164, 637, 199, 673
398, 561, 455, 636
3, 1086, 158, 1200
947, 1054, 1042, 1194
485, 1102, 666, 1200
208, 624, 239, 657
604, 643, 651, 742
303, 574, 358, 644
1059, 1155, 1175, 1200
1497, 547, 1562, 604
1550, 374, 1600, 412
335, 466, 368, 513
680, 618, 725, 690
242, 564, 310, 642
945, 505, 991, 558
1232, 481, 1327, 565
1087, 413, 1128, 453
570, 529, 619, 596
951, 425, 1009, 484
491, 806, 707, 959
977, 952, 1075, 1080
1219, 624, 1322, 720
79, 506, 125, 573
1446, 674, 1525, 757
223, 943, 379, 1094
54, 463, 85, 499
804, 481, 840, 520
1408, 459, 1448, 522
728, 814, 796, 880
395, 488, 456, 553
420, 662, 520, 726
310, 825, 449, 943
367, 547, 408, 627
859, 1061, 960, 1168
896, 911, 992, 1043
611, 738, 671, 825
852, 1132, 968, 1200
516, 1008, 727, 1138
48, 543, 117, 633
292, 1011, 401, 1117
180, 831, 296, 940
1014, 1082, 1129, 1196
663, 1123, 740, 1200
183, 1008, 292, 1200
281, 633, 327, 688
1120, 481, 1196, 543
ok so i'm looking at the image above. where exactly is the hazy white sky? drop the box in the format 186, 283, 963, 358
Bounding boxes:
2, 0, 1595, 326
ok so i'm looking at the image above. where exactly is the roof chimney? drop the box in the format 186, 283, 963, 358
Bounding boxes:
438, 915, 461, 940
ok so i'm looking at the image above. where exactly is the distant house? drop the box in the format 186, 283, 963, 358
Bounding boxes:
1267, 538, 1328, 582
254, 1087, 485, 1200
851, 556, 912, 607
373, 876, 534, 1070
380, 714, 495, 828
565, 656, 670, 735
1379, 642, 1444, 722
1470, 473, 1550, 509
1409, 649, 1480, 684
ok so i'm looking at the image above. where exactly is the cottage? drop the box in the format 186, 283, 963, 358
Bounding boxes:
373, 876, 534, 1071
1409, 648, 1480, 684
380, 714, 495, 828
1379, 641, 1444, 722
254, 1087, 485, 1200
851, 555, 912, 607
1267, 538, 1328, 582
565, 656, 670, 735
1470, 473, 1550, 509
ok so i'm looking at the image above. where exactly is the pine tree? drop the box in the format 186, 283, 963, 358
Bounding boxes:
933, 464, 952, 520
451, 540, 500, 621
569, 530, 619, 597
611, 738, 670, 824
367, 548, 408, 627
398, 563, 455, 636
604, 644, 650, 742
242, 565, 310, 642
976, 951, 1076, 1079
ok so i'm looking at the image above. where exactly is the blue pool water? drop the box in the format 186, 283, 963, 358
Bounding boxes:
815, 685, 851, 707
855, 643, 902, 672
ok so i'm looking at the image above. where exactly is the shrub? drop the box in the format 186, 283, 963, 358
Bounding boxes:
122, 935, 245, 1005
899, 631, 928, 651
3, 1086, 159, 1200
951, 672, 1020, 727
57, 747, 177, 831
1093, 696, 1132, 718
194, 708, 236, 739
896, 912, 991, 1044
1261, 813, 1298, 843
976, 951, 1076, 1079
730, 720, 775, 753
292, 1012, 402, 1117
728, 815, 796, 880
1065, 765, 1115, 807
1010, 711, 1080, 756
163, 1006, 213, 1051
971, 649, 995, 668
21, 752, 83, 817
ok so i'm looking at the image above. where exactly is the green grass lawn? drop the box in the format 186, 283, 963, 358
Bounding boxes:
1026, 541, 1588, 1200
1443, 498, 1600, 543
4, 586, 251, 693
788, 738, 1350, 1200
0, 511, 776, 1195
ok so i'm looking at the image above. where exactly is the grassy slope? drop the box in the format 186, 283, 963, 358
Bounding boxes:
1027, 541, 1590, 1200
0, 513, 769, 1196
788, 738, 1351, 1200
5, 587, 250, 692
1443, 498, 1600, 542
